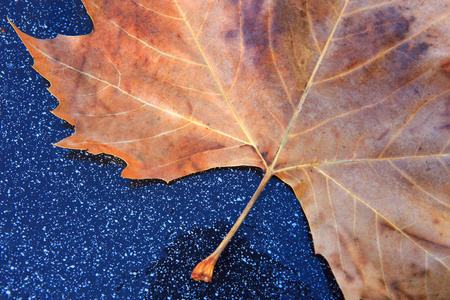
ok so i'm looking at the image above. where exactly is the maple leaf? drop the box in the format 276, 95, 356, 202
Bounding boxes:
12, 0, 450, 298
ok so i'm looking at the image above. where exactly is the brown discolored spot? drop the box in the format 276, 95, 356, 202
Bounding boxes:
408, 262, 427, 278
378, 277, 387, 289
225, 29, 238, 40
440, 59, 450, 78
409, 42, 431, 58
242, 0, 267, 49
390, 280, 399, 292
185, 101, 193, 115
271, 0, 314, 93
379, 221, 396, 232
396, 41, 432, 70
343, 270, 355, 283
439, 123, 450, 130
294, 180, 309, 199
318, 210, 325, 221
204, 144, 225, 151
377, 129, 389, 141
260, 151, 269, 162
373, 7, 412, 49
388, 280, 421, 300
342, 58, 364, 73
403, 229, 450, 252
190, 157, 201, 173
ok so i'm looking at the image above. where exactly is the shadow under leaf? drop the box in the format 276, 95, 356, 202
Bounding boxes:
116, 222, 343, 299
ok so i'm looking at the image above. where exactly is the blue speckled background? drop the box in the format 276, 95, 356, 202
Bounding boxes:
1, 1, 343, 299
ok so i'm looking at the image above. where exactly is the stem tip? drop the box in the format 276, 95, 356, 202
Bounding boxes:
191, 254, 219, 282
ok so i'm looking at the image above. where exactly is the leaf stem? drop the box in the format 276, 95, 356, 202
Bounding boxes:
191, 171, 272, 282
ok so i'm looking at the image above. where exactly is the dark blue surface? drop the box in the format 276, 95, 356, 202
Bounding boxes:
1, 1, 343, 299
